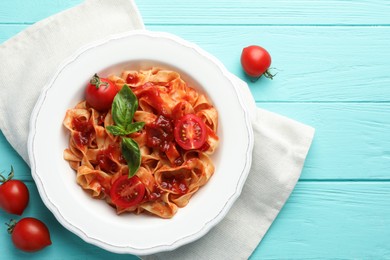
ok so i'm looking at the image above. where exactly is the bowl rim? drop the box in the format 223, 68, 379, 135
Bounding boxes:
27, 29, 254, 255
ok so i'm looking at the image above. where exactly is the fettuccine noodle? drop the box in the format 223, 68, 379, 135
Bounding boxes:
63, 68, 219, 218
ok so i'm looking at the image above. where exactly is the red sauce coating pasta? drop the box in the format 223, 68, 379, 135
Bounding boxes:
63, 68, 219, 218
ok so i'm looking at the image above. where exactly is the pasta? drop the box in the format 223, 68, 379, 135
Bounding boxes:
63, 68, 219, 218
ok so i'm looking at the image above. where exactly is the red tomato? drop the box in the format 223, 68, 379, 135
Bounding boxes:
241, 45, 273, 79
85, 74, 118, 111
0, 167, 29, 215
174, 114, 207, 150
7, 218, 52, 252
110, 175, 145, 208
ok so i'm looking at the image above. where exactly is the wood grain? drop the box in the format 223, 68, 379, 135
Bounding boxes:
149, 25, 390, 102
2, 25, 389, 102
137, 0, 390, 25
254, 181, 390, 259
0, 0, 389, 259
1, 0, 390, 25
261, 103, 390, 180
2, 102, 389, 181
0, 182, 138, 260
1, 181, 389, 259
0, 24, 27, 42
0, 131, 29, 178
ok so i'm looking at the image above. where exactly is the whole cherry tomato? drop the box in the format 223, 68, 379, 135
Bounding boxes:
85, 74, 119, 111
7, 218, 52, 252
241, 45, 273, 79
0, 166, 29, 215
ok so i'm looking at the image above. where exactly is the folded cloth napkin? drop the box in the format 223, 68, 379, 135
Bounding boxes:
0, 0, 144, 162
143, 80, 314, 260
0, 0, 315, 259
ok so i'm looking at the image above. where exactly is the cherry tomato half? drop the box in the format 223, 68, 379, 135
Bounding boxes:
174, 114, 207, 150
0, 167, 29, 215
85, 74, 118, 111
7, 218, 52, 252
110, 175, 145, 208
241, 45, 272, 78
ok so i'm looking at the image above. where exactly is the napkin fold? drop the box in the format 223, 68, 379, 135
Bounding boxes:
0, 0, 315, 259
143, 88, 314, 260
0, 0, 144, 163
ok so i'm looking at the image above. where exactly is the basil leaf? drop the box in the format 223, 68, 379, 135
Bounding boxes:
106, 125, 128, 136
111, 85, 138, 129
126, 122, 145, 134
121, 137, 141, 177
108, 85, 144, 177
107, 122, 145, 136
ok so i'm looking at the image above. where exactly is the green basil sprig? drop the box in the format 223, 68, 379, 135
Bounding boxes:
121, 137, 141, 177
106, 85, 144, 178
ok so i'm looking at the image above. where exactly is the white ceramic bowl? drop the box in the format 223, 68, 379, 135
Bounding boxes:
28, 30, 253, 255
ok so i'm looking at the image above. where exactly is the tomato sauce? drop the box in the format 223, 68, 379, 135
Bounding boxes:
172, 101, 187, 120
94, 174, 111, 195
97, 113, 107, 126
134, 83, 168, 115
199, 141, 210, 152
147, 184, 164, 201
145, 115, 175, 152
173, 155, 184, 166
96, 144, 125, 173
160, 174, 188, 195
126, 73, 139, 84
72, 117, 94, 147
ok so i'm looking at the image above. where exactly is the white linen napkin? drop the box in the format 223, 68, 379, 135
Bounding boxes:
0, 0, 315, 259
0, 0, 144, 162
143, 81, 314, 260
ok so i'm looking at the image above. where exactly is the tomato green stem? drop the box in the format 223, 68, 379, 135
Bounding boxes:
263, 69, 276, 80
248, 69, 277, 82
90, 74, 108, 89
0, 166, 14, 183
5, 219, 17, 234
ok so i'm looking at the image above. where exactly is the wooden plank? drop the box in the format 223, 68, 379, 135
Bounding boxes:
148, 25, 390, 102
1, 0, 390, 25
2, 24, 390, 102
0, 131, 29, 179
0, 182, 138, 260
252, 182, 390, 259
259, 103, 390, 180
136, 0, 390, 25
0, 1, 388, 260
1, 102, 389, 181
0, 181, 389, 259
0, 24, 27, 43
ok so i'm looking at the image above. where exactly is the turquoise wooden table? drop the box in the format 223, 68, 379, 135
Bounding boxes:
1, 1, 390, 259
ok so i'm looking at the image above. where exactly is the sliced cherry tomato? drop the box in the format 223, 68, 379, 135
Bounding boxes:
241, 45, 273, 79
7, 218, 52, 252
110, 175, 145, 208
174, 114, 207, 150
85, 74, 118, 111
0, 166, 29, 215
